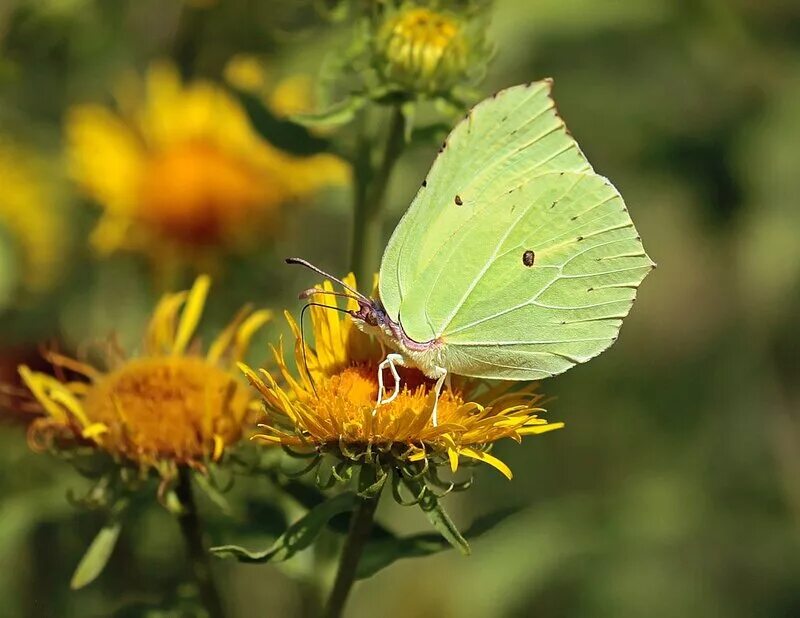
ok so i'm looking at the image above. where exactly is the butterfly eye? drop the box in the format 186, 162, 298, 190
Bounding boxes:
522, 250, 535, 267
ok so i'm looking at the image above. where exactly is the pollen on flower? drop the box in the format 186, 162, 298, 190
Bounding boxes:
18, 275, 270, 476
81, 357, 250, 465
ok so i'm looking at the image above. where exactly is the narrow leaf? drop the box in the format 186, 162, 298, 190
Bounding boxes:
415, 483, 470, 555
290, 96, 366, 129
211, 492, 357, 563
70, 521, 122, 589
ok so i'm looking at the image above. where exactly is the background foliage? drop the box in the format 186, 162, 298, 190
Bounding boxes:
1, 0, 799, 616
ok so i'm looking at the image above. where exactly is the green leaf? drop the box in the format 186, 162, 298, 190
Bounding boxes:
415, 482, 470, 556
356, 507, 520, 579
70, 521, 123, 589
234, 90, 333, 156
211, 492, 357, 563
290, 95, 366, 129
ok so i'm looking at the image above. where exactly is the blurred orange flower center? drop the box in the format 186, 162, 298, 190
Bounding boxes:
83, 356, 249, 462
137, 141, 266, 244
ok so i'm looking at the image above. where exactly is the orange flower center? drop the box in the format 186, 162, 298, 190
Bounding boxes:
83, 356, 250, 465
306, 365, 465, 444
137, 141, 267, 245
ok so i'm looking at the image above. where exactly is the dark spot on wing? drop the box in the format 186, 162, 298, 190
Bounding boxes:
577, 236, 584, 241
454, 195, 463, 206
522, 250, 535, 267
421, 179, 427, 187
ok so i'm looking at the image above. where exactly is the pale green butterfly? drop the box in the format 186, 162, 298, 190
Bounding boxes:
288, 80, 654, 424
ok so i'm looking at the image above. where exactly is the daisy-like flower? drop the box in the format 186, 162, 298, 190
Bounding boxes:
374, 4, 489, 97
0, 139, 66, 307
65, 62, 349, 268
17, 275, 271, 480
242, 275, 563, 482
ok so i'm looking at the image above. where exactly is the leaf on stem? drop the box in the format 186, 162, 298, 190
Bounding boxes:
290, 96, 367, 129
70, 520, 123, 589
210, 491, 357, 563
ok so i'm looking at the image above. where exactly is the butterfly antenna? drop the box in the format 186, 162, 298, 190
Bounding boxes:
299, 302, 317, 397
285, 258, 371, 303
298, 301, 354, 398
299, 288, 359, 302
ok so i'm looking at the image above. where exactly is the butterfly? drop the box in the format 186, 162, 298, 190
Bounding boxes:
288, 80, 654, 424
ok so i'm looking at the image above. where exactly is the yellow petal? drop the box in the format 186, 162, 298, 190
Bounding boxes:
146, 290, 188, 354
207, 304, 253, 364
518, 422, 565, 435
447, 448, 459, 473
65, 104, 144, 215
234, 309, 272, 361
460, 447, 513, 480
173, 275, 211, 355
48, 387, 91, 428
18, 366, 68, 423
212, 434, 225, 461
82, 423, 109, 440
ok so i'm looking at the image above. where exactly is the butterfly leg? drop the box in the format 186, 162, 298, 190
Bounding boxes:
430, 365, 448, 427
374, 353, 406, 414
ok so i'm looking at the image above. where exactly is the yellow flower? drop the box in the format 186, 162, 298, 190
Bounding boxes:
376, 6, 471, 94
65, 62, 349, 265
224, 55, 331, 136
242, 275, 563, 480
18, 275, 271, 477
0, 139, 66, 303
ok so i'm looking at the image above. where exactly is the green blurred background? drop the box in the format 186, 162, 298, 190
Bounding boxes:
1, 0, 799, 616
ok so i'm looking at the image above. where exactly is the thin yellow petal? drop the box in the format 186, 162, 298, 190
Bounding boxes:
207, 304, 253, 364
48, 388, 91, 428
146, 291, 188, 354
212, 434, 225, 461
448, 448, 459, 473
82, 423, 109, 440
518, 422, 565, 435
173, 275, 211, 355
234, 309, 272, 361
460, 447, 513, 480
18, 366, 68, 423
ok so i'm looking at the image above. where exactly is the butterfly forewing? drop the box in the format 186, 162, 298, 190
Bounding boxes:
379, 81, 593, 322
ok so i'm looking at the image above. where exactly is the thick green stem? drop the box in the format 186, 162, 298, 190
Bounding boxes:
323, 468, 381, 618
350, 105, 406, 288
175, 468, 226, 618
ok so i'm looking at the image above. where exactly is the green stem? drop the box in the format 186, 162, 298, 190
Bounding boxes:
175, 467, 226, 618
350, 105, 406, 289
323, 467, 381, 618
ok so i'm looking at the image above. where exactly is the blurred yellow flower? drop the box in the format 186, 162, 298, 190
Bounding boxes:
376, 6, 471, 94
66, 62, 348, 265
242, 275, 562, 480
0, 140, 65, 303
224, 55, 324, 128
18, 275, 271, 477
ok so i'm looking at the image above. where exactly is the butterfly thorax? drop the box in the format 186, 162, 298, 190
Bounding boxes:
350, 299, 445, 379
